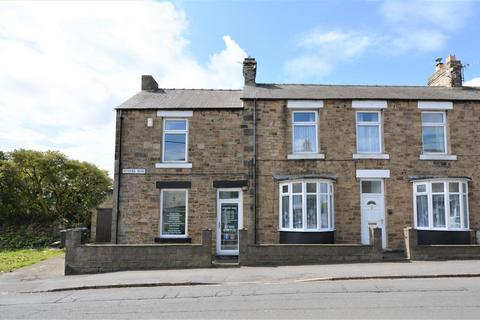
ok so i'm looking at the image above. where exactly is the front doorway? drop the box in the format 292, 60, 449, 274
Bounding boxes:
216, 189, 243, 255
360, 179, 387, 248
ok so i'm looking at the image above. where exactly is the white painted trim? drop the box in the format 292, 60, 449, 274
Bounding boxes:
359, 179, 387, 248
356, 169, 390, 179
287, 100, 324, 109
353, 153, 390, 160
355, 110, 383, 154
287, 153, 325, 160
155, 163, 192, 169
216, 188, 243, 256
419, 154, 457, 161
352, 100, 388, 109
157, 110, 193, 117
418, 101, 453, 110
162, 118, 188, 163
292, 110, 319, 154
278, 180, 335, 232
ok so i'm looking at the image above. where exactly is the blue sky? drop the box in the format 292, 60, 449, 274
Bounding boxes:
179, 0, 480, 85
0, 0, 479, 175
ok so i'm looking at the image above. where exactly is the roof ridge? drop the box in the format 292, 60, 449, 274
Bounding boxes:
255, 83, 471, 89
160, 88, 242, 92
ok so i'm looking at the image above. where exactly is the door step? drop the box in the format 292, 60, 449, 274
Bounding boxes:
212, 255, 239, 268
382, 250, 407, 261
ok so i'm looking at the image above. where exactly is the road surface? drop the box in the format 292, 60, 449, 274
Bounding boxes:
1, 277, 479, 319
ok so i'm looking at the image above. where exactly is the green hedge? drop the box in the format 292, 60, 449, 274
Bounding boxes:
0, 226, 57, 250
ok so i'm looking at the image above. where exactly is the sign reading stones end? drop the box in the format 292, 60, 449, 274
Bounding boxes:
122, 168, 146, 174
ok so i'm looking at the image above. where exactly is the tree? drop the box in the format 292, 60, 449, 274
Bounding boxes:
0, 149, 112, 228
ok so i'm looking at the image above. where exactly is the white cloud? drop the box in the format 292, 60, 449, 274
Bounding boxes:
285, 0, 473, 81
464, 78, 480, 87
380, 0, 473, 52
0, 1, 247, 175
286, 29, 372, 81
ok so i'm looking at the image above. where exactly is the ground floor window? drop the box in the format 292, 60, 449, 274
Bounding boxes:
413, 180, 469, 230
160, 189, 188, 237
279, 180, 334, 231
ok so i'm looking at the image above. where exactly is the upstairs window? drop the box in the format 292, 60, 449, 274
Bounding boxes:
414, 180, 469, 230
292, 111, 318, 153
421, 112, 446, 154
356, 111, 382, 153
162, 119, 188, 162
280, 180, 334, 232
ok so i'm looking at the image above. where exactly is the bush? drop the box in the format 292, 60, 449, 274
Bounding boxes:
0, 225, 57, 250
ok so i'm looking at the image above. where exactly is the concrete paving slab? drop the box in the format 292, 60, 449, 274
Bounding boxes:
2, 255, 480, 294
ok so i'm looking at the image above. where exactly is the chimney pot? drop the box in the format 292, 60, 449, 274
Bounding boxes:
141, 75, 158, 91
243, 57, 257, 86
427, 55, 463, 87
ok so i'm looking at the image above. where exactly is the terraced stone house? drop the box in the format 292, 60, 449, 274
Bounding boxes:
111, 55, 480, 256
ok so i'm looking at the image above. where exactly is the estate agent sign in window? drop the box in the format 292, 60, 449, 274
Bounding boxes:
356, 111, 382, 153
292, 111, 318, 153
161, 189, 188, 237
279, 180, 334, 231
162, 119, 188, 162
413, 180, 469, 230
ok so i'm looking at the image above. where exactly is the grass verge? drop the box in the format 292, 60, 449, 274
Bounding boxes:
0, 248, 64, 273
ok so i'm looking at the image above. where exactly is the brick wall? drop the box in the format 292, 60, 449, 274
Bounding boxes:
65, 228, 212, 275
239, 228, 383, 266
404, 227, 480, 260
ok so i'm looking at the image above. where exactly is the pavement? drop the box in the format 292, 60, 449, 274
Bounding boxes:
2, 254, 480, 294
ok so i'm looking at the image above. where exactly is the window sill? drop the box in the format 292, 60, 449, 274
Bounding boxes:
287, 153, 325, 160
419, 154, 457, 161
154, 237, 191, 243
353, 153, 390, 160
415, 228, 470, 232
279, 229, 335, 233
155, 162, 192, 169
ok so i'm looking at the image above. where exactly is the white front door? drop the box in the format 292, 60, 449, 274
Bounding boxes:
216, 189, 243, 255
360, 180, 387, 248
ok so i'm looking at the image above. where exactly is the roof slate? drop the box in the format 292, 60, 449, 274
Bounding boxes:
117, 84, 480, 110
116, 89, 243, 109
243, 84, 480, 101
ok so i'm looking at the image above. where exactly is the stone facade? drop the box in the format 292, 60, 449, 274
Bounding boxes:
113, 108, 254, 249
246, 99, 480, 249
111, 55, 480, 255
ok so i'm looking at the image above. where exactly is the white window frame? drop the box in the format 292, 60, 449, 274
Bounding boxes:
292, 111, 318, 154
355, 111, 382, 154
421, 111, 447, 155
413, 179, 469, 231
162, 118, 188, 163
160, 189, 188, 238
279, 180, 334, 232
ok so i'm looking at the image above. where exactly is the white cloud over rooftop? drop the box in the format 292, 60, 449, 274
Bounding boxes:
0, 1, 246, 175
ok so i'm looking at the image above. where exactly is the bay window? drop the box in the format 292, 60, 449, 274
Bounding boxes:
413, 180, 469, 230
280, 180, 334, 231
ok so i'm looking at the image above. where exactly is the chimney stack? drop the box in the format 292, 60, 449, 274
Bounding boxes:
243, 57, 257, 86
141, 75, 158, 91
427, 55, 463, 87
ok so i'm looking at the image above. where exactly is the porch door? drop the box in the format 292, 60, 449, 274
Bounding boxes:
216, 189, 243, 255
360, 180, 387, 248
